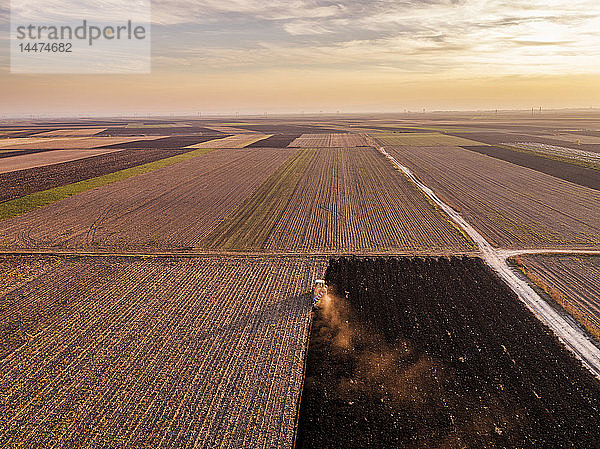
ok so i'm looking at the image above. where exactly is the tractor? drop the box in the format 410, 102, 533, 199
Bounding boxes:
313, 279, 327, 309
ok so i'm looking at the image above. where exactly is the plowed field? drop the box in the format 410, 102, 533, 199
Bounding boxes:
297, 257, 600, 448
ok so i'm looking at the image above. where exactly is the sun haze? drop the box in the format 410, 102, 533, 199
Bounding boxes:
1, 0, 599, 114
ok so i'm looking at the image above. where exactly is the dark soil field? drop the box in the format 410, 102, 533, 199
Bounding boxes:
98, 135, 227, 149
351, 126, 437, 133
461, 145, 600, 191
95, 126, 224, 136
232, 124, 345, 134
0, 148, 193, 202
246, 134, 302, 148
0, 149, 49, 159
0, 129, 56, 138
297, 257, 600, 448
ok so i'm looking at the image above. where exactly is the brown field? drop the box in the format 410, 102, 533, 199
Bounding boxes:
0, 137, 55, 148
95, 126, 218, 137
98, 136, 228, 150
29, 128, 108, 138
512, 255, 600, 341
385, 145, 600, 248
0, 148, 127, 174
200, 125, 265, 134
264, 147, 472, 252
372, 132, 484, 146
0, 148, 292, 250
288, 133, 368, 147
0, 148, 195, 203
0, 136, 165, 150
184, 133, 272, 148
461, 145, 600, 191
246, 134, 301, 148
0, 255, 327, 448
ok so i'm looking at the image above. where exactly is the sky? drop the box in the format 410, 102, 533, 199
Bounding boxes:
1, 0, 600, 115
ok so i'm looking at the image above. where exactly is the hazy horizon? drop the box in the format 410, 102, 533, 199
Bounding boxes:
1, 0, 599, 115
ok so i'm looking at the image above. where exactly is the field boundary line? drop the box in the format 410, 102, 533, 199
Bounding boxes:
0, 249, 480, 258
498, 249, 600, 258
366, 134, 600, 379
0, 148, 215, 222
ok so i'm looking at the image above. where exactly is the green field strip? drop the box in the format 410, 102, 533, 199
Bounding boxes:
200, 148, 316, 250
0, 148, 214, 222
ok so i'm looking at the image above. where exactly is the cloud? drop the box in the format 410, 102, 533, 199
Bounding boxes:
148, 0, 600, 75
3, 0, 600, 75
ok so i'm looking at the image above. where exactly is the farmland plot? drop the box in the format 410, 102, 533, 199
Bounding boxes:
0, 148, 126, 174
184, 133, 272, 149
502, 142, 600, 170
230, 124, 343, 134
385, 146, 600, 248
461, 145, 600, 191
0, 148, 195, 203
0, 148, 292, 250
448, 131, 600, 154
297, 257, 600, 448
513, 255, 600, 341
0, 255, 327, 448
288, 133, 368, 148
245, 134, 301, 148
98, 135, 226, 150
265, 147, 472, 252
372, 132, 482, 147
200, 149, 316, 250
95, 126, 221, 137
29, 128, 108, 138
0, 136, 164, 150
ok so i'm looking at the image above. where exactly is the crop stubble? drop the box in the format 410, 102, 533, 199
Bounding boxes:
0, 255, 327, 448
200, 149, 316, 250
0, 148, 292, 250
288, 133, 368, 148
513, 255, 600, 341
265, 147, 472, 252
385, 145, 600, 248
